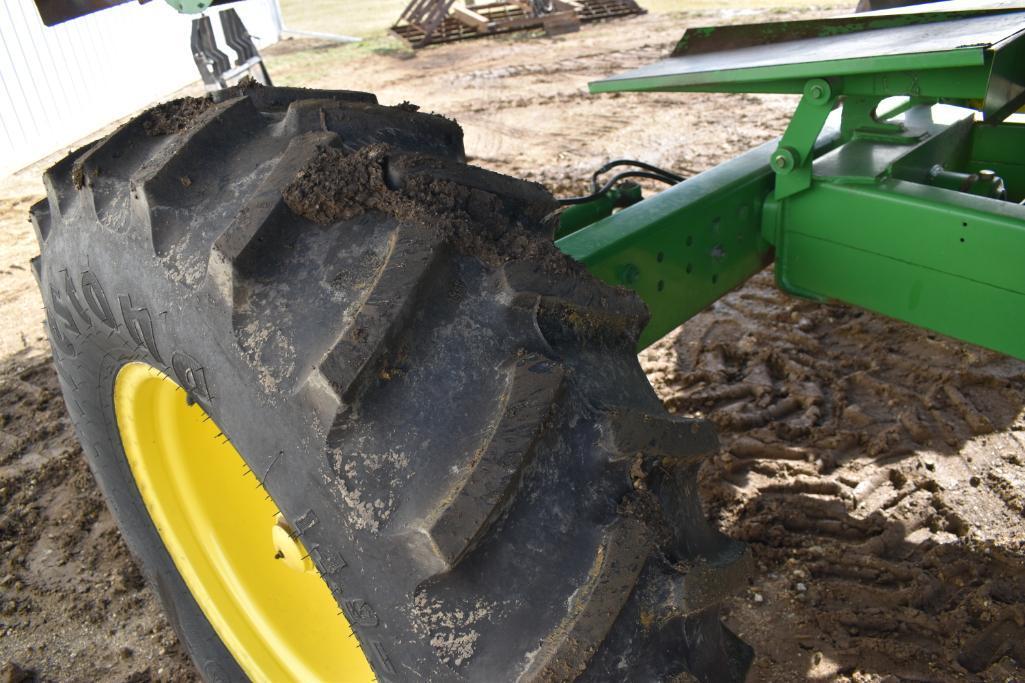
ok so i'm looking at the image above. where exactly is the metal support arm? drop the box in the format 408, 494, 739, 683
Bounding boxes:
556, 126, 841, 349
764, 178, 1025, 359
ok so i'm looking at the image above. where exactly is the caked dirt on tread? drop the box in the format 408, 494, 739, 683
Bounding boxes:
642, 271, 1025, 681
282, 143, 580, 277
141, 96, 216, 137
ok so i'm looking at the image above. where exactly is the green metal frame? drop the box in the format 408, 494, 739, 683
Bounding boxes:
165, 0, 214, 12
557, 129, 840, 348
559, 4, 1025, 360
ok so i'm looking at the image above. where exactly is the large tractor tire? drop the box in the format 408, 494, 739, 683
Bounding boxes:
31, 85, 753, 682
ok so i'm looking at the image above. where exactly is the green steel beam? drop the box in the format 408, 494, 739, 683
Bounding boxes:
556, 128, 840, 349
556, 146, 772, 349
764, 179, 1025, 359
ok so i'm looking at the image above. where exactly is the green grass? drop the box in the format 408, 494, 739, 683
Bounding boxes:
266, 34, 413, 86
276, 0, 839, 38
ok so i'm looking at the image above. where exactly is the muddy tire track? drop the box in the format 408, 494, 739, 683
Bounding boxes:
643, 271, 1025, 681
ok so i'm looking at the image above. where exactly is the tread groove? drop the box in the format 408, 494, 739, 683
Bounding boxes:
134, 96, 265, 252
659, 544, 754, 618
71, 116, 162, 228
518, 518, 651, 682
42, 144, 93, 221
419, 353, 565, 570
29, 199, 50, 247
317, 222, 445, 404
501, 259, 649, 347
207, 130, 342, 303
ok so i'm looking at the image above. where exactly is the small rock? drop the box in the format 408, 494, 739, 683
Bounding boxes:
888, 469, 907, 489
796, 582, 807, 592
1, 661, 35, 683
969, 476, 981, 487
752, 592, 764, 604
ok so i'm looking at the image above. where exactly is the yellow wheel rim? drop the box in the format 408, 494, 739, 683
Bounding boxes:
114, 362, 374, 682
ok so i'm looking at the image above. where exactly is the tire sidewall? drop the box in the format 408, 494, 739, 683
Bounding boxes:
42, 246, 248, 681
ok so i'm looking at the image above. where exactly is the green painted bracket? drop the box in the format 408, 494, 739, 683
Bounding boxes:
165, 0, 215, 13
771, 85, 932, 200
771, 79, 837, 199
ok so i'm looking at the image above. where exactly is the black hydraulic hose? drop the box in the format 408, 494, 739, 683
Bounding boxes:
590, 159, 684, 192
557, 170, 679, 206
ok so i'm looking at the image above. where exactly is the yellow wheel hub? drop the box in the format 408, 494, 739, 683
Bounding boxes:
114, 362, 373, 682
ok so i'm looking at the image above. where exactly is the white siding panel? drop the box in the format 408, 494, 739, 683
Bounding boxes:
0, 0, 282, 176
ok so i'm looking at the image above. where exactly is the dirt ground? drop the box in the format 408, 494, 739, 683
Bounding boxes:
2, 5, 1024, 682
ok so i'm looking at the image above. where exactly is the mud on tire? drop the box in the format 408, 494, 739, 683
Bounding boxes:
31, 84, 753, 681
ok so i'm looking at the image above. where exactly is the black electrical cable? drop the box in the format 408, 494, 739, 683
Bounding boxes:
557, 170, 679, 206
556, 159, 684, 206
590, 159, 684, 192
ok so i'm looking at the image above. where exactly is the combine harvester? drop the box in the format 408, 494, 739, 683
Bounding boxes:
29, 0, 1025, 680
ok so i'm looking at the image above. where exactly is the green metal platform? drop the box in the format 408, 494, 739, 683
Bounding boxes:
559, 1, 1025, 359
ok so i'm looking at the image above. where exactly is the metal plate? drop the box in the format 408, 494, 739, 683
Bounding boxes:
591, 11, 1025, 93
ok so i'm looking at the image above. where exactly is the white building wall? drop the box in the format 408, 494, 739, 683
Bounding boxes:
0, 0, 282, 176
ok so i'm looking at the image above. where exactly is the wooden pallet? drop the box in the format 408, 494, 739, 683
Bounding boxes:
392, 0, 644, 48
578, 0, 645, 21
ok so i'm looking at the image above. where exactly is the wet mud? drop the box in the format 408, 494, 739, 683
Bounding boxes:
0, 353, 195, 681
642, 271, 1025, 682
